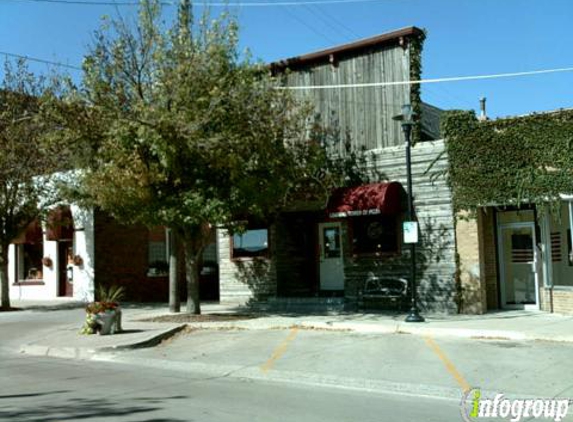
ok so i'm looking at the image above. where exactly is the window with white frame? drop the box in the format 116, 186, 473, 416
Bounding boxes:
17, 243, 43, 281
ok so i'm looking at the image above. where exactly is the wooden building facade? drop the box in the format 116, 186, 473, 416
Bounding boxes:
217, 27, 459, 313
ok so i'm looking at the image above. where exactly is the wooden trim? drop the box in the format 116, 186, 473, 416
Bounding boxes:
13, 280, 45, 286
271, 27, 423, 71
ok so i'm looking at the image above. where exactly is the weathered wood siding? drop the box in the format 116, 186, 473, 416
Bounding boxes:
343, 139, 457, 313
283, 44, 410, 152
217, 140, 457, 313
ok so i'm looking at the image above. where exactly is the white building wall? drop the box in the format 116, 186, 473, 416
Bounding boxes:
7, 205, 95, 303
71, 205, 95, 302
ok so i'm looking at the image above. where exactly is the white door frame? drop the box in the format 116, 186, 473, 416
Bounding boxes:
497, 221, 540, 310
318, 222, 345, 291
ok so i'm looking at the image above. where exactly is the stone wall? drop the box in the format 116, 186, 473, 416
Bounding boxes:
218, 228, 277, 305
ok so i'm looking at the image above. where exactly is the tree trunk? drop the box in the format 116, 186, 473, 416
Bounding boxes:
168, 228, 180, 313
0, 243, 11, 310
181, 225, 210, 315
184, 246, 202, 315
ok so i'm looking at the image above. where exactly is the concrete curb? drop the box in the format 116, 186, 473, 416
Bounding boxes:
98, 324, 188, 352
20, 324, 187, 359
94, 354, 464, 402
181, 319, 573, 343
93, 354, 547, 403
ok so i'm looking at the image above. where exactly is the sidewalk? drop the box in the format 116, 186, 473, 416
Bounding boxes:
10, 299, 573, 360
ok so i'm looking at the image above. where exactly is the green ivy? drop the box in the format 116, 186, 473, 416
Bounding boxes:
409, 30, 426, 145
443, 109, 573, 213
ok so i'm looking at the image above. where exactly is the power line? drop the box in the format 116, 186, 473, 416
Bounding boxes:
280, 67, 573, 90
308, 3, 360, 39
12, 0, 386, 7
3, 49, 572, 92
280, 7, 337, 44
301, 4, 352, 43
0, 51, 82, 71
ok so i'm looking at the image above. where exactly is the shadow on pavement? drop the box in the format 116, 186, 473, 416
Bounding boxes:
0, 390, 71, 399
0, 395, 189, 422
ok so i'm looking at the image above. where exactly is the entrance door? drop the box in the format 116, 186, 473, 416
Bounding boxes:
58, 241, 73, 297
498, 223, 539, 309
318, 222, 344, 290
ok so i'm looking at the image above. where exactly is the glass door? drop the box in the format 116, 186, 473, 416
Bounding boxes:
318, 222, 345, 290
498, 223, 539, 309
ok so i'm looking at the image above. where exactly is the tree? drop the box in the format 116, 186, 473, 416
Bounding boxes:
61, 0, 361, 314
0, 60, 69, 310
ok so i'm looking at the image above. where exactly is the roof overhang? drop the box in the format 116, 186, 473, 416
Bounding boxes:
271, 27, 424, 72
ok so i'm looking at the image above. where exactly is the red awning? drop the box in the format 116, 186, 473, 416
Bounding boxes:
12, 219, 43, 244
327, 182, 404, 218
46, 205, 74, 241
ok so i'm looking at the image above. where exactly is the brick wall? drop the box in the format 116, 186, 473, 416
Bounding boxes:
479, 209, 500, 310
275, 212, 320, 297
455, 211, 486, 314
541, 287, 573, 315
94, 210, 170, 302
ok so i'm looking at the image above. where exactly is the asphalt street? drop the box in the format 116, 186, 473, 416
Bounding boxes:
113, 327, 573, 402
0, 350, 459, 422
3, 306, 573, 422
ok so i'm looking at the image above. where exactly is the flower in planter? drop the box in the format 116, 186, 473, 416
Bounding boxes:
42, 257, 53, 268
80, 285, 125, 335
73, 254, 83, 266
85, 300, 119, 314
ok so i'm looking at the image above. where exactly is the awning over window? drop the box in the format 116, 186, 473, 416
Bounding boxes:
327, 182, 405, 218
12, 220, 43, 244
46, 205, 74, 241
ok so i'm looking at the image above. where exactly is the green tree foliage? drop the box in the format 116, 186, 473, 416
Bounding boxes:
61, 0, 360, 314
443, 109, 573, 213
0, 60, 68, 309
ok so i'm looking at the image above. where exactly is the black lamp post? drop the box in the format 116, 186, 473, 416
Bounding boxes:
393, 104, 424, 323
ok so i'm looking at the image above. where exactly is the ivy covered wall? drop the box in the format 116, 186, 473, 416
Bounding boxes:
443, 109, 573, 212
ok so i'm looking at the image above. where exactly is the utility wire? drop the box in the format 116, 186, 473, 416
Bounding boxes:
280, 6, 337, 44
0, 51, 82, 71
3, 49, 573, 91
11, 0, 386, 7
308, 3, 360, 39
280, 67, 573, 90
302, 4, 352, 43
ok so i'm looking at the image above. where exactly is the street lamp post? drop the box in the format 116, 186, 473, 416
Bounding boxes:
393, 104, 425, 323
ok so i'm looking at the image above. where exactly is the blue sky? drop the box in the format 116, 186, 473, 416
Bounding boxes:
1, 0, 572, 118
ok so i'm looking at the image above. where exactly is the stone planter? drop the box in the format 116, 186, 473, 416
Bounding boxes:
82, 307, 122, 335
92, 309, 122, 335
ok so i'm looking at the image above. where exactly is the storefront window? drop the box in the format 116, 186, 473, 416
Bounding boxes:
232, 229, 269, 258
148, 226, 168, 275
351, 216, 398, 254
17, 243, 43, 281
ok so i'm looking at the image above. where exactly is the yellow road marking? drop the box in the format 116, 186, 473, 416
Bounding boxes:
424, 336, 471, 393
260, 328, 299, 374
